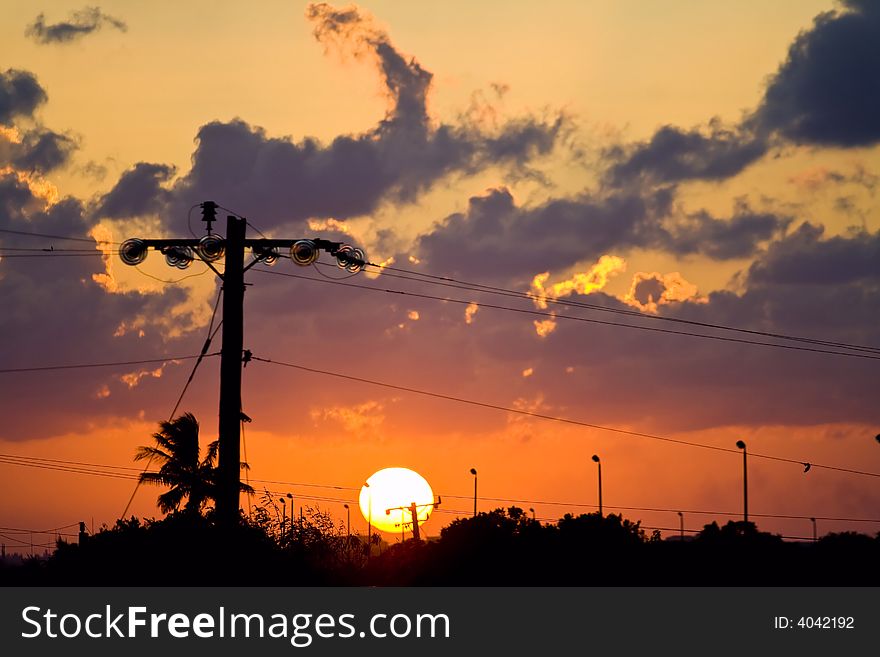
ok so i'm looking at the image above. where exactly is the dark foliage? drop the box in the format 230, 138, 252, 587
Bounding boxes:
2, 508, 877, 586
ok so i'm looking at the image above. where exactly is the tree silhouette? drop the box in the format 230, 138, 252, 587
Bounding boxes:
134, 412, 252, 514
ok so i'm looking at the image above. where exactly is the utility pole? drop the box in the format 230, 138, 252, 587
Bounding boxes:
385, 498, 440, 541
409, 502, 420, 541
119, 201, 366, 529
217, 216, 245, 528
736, 440, 748, 523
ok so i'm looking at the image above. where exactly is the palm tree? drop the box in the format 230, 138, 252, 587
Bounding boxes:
135, 412, 252, 514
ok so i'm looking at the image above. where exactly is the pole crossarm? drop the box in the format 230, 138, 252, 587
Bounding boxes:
119, 236, 366, 273
133, 237, 344, 249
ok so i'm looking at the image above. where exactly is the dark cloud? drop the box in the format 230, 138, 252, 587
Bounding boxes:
415, 186, 670, 281
660, 202, 792, 260
755, 0, 880, 147
10, 128, 77, 173
170, 4, 568, 229
25, 6, 127, 45
307, 3, 431, 131
97, 163, 175, 218
604, 120, 768, 186
746, 222, 880, 286
1, 127, 78, 174
0, 69, 47, 125
416, 186, 785, 283
604, 0, 880, 186
0, 169, 204, 441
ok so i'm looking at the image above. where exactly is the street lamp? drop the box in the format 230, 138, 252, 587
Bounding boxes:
286, 493, 293, 539
279, 497, 287, 540
678, 511, 684, 540
470, 468, 478, 517
591, 455, 602, 516
343, 503, 350, 539
736, 440, 748, 523
810, 517, 817, 542
529, 507, 535, 521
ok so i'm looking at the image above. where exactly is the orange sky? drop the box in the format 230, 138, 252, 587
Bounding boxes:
1, 1, 879, 549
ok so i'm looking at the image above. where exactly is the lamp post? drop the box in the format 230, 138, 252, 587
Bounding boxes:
470, 468, 478, 517
810, 517, 817, 542
591, 455, 602, 516
678, 511, 684, 540
279, 497, 287, 541
736, 440, 748, 523
286, 493, 293, 540
529, 507, 535, 521
344, 503, 350, 539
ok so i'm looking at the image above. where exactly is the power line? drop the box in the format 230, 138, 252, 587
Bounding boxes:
132, 265, 212, 285
0, 522, 79, 534
0, 253, 107, 258
5, 225, 877, 356
362, 261, 880, 355
0, 247, 110, 252
253, 267, 880, 361
0, 354, 217, 375
0, 455, 138, 480
0, 532, 59, 548
0, 453, 140, 473
0, 227, 118, 244
249, 354, 880, 479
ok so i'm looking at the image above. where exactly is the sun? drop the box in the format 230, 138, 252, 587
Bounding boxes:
359, 467, 435, 534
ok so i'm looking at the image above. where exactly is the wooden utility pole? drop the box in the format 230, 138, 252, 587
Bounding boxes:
409, 502, 420, 541
216, 216, 246, 528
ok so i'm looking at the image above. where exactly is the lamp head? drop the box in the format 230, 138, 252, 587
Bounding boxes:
736, 440, 746, 450
470, 468, 477, 475
344, 504, 349, 509
591, 454, 600, 463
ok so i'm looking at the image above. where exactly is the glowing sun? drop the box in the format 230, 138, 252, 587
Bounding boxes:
359, 467, 435, 534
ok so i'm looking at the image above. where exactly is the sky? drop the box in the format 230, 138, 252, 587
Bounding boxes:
1, 0, 879, 547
